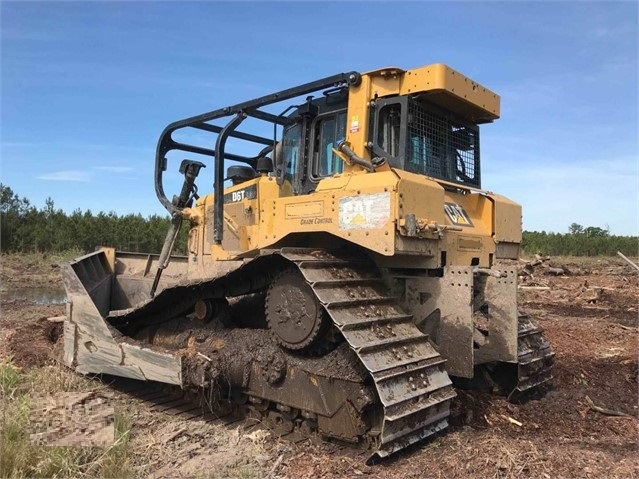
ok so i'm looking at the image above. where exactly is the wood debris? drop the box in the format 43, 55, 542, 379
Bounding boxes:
585, 395, 630, 417
501, 414, 523, 426
617, 251, 639, 272
46, 315, 66, 323
519, 255, 572, 279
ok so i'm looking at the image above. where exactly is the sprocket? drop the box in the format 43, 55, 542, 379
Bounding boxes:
265, 268, 329, 351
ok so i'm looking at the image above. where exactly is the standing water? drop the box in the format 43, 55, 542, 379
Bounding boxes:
0, 287, 67, 304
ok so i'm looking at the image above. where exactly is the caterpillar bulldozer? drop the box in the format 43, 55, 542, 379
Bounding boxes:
61, 63, 554, 459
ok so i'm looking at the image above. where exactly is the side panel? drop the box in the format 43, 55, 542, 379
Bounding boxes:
473, 269, 519, 364
487, 193, 522, 259
236, 171, 400, 257
404, 268, 474, 378
400, 265, 519, 377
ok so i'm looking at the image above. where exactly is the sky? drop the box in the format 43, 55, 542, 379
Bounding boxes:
1, 1, 637, 235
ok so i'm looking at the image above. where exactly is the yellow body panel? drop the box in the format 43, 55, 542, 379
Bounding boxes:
185, 63, 519, 269
261, 171, 398, 256
400, 64, 500, 121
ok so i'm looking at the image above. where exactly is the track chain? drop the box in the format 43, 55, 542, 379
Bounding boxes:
107, 376, 366, 458
512, 311, 555, 398
280, 249, 456, 459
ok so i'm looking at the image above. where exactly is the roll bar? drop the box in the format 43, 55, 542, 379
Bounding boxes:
154, 71, 362, 245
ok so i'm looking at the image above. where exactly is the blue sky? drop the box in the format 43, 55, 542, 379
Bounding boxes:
1, 1, 637, 235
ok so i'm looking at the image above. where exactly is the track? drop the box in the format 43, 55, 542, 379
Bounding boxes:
280, 250, 457, 458
513, 311, 555, 398
113, 248, 457, 460
66, 247, 553, 461
105, 375, 369, 459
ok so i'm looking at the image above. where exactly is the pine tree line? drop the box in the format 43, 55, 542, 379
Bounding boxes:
0, 184, 186, 254
1, 183, 636, 256
522, 230, 637, 257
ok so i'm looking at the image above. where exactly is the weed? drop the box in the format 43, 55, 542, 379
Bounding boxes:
0, 361, 135, 478
572, 376, 589, 386
99, 409, 133, 478
0, 360, 23, 398
26, 362, 95, 395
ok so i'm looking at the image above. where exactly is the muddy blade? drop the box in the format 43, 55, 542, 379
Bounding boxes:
511, 312, 555, 398
286, 249, 456, 459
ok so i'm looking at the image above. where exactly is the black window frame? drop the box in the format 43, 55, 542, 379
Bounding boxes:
370, 95, 481, 188
308, 108, 348, 182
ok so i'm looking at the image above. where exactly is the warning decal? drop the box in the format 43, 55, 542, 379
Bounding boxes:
444, 202, 474, 227
350, 115, 359, 133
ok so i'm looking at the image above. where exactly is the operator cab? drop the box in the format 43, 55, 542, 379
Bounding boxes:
373, 95, 480, 188
276, 90, 482, 197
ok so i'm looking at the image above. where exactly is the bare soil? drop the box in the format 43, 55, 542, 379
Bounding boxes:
1, 254, 637, 478
0, 252, 67, 291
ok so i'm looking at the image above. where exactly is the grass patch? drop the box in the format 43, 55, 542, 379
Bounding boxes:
26, 363, 96, 395
0, 360, 134, 478
0, 361, 23, 398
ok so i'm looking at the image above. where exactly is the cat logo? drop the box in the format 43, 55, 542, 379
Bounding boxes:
444, 202, 473, 227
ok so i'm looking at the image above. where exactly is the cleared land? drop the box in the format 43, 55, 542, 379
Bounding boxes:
1, 253, 637, 478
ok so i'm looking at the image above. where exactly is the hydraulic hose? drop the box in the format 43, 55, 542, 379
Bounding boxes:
150, 160, 205, 298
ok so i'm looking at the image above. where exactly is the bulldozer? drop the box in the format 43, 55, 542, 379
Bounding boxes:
61, 63, 554, 459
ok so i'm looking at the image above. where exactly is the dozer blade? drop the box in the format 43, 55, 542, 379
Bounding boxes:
61, 249, 183, 384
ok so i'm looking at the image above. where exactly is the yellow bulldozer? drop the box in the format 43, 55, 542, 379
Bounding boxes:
61, 63, 554, 459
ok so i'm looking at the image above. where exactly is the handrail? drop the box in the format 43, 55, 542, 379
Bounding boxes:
154, 71, 362, 217
214, 112, 245, 244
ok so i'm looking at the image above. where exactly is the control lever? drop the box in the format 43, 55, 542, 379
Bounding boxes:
151, 160, 205, 297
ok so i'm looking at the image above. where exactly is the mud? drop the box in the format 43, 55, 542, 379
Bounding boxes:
135, 312, 367, 390
6, 315, 63, 367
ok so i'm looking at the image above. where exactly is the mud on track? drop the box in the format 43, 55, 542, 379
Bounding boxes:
1, 255, 637, 478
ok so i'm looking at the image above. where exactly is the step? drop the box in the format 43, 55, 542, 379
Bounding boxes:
383, 387, 457, 423
312, 282, 391, 305
380, 409, 450, 448
297, 263, 379, 284
356, 337, 442, 374
355, 331, 426, 354
339, 321, 426, 350
326, 302, 408, 327
321, 295, 399, 309
374, 365, 452, 407
338, 314, 414, 331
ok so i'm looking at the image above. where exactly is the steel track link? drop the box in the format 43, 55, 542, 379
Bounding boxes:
101, 375, 368, 460
280, 249, 457, 459
512, 311, 555, 397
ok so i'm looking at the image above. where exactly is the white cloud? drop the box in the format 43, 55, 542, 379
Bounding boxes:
36, 170, 92, 182
94, 166, 134, 173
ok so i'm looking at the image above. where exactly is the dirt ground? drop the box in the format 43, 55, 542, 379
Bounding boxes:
1, 254, 637, 478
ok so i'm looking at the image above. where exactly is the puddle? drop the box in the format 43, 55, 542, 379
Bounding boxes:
0, 287, 67, 305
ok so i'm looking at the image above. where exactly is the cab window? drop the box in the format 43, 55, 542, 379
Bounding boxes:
280, 123, 301, 195
313, 111, 346, 178
377, 104, 401, 158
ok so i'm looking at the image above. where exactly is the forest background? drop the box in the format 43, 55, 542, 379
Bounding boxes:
1, 184, 636, 257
